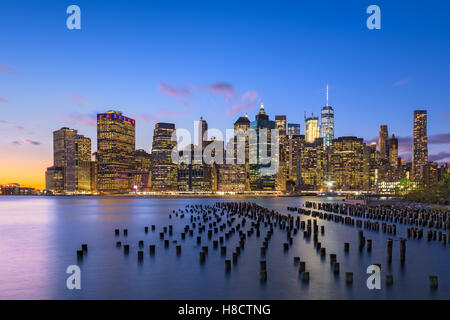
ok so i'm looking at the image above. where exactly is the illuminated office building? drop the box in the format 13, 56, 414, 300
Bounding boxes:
288, 123, 300, 136
97, 110, 136, 193
249, 103, 277, 190
299, 138, 324, 189
305, 115, 320, 143
177, 145, 211, 191
287, 134, 305, 190
275, 115, 287, 137
378, 125, 389, 159
151, 122, 177, 191
45, 127, 78, 192
198, 117, 208, 150
66, 134, 92, 192
388, 133, 399, 169
275, 115, 288, 191
412, 110, 428, 181
131, 149, 151, 191
232, 115, 251, 190
331, 136, 368, 190
320, 85, 334, 148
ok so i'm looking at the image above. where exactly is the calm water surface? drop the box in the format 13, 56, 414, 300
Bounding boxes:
0, 196, 448, 299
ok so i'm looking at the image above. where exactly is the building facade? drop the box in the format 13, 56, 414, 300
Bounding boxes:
97, 110, 136, 193
151, 122, 177, 191
412, 110, 428, 182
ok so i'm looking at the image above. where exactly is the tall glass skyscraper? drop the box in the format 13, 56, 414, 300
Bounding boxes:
412, 110, 428, 181
320, 85, 334, 148
97, 110, 136, 193
151, 122, 178, 190
249, 103, 277, 190
305, 115, 320, 143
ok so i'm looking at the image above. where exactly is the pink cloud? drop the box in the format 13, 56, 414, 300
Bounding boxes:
0, 120, 33, 134
0, 97, 9, 103
158, 83, 192, 107
225, 91, 259, 117
60, 112, 96, 127
135, 114, 161, 123
68, 93, 89, 106
11, 140, 21, 145
242, 91, 258, 101
159, 83, 192, 97
442, 112, 450, 119
226, 101, 257, 117
0, 62, 20, 76
157, 109, 188, 118
209, 82, 235, 96
24, 139, 41, 146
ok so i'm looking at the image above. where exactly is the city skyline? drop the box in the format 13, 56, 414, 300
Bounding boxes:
35, 106, 446, 195
1, 0, 450, 189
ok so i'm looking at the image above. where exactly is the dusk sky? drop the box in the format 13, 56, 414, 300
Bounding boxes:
0, 0, 449, 188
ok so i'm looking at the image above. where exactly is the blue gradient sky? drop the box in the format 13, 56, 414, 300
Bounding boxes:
0, 0, 449, 187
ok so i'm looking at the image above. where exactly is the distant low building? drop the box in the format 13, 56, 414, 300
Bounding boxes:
0, 184, 38, 195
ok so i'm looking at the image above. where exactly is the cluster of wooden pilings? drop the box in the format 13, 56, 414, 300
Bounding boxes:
75, 201, 441, 290
288, 202, 449, 247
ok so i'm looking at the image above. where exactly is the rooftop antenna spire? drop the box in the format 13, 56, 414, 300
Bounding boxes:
326, 83, 329, 107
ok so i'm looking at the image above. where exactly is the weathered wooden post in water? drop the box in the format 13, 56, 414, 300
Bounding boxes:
400, 238, 406, 263
225, 260, 231, 272
429, 276, 438, 289
387, 238, 393, 263
345, 272, 353, 284
260, 260, 267, 281
344, 242, 349, 252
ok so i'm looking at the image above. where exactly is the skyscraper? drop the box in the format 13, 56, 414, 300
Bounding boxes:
331, 136, 368, 190
249, 103, 277, 190
388, 133, 399, 169
378, 125, 388, 159
151, 122, 178, 190
412, 110, 428, 181
66, 134, 92, 192
233, 114, 251, 190
275, 115, 287, 137
97, 110, 136, 193
197, 117, 208, 150
320, 84, 334, 148
300, 138, 324, 189
288, 123, 300, 136
45, 127, 78, 192
305, 115, 320, 143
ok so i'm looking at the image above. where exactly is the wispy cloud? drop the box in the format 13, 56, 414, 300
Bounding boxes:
0, 119, 33, 134
157, 109, 188, 118
59, 112, 97, 127
209, 82, 236, 97
0, 62, 20, 76
429, 152, 450, 163
11, 140, 21, 146
442, 112, 450, 119
429, 133, 450, 145
393, 78, 410, 87
68, 93, 89, 106
134, 114, 161, 123
225, 91, 259, 117
0, 96, 9, 103
367, 133, 450, 160
24, 139, 41, 146
158, 83, 192, 107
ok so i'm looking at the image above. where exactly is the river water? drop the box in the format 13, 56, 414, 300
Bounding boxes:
0, 196, 448, 299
